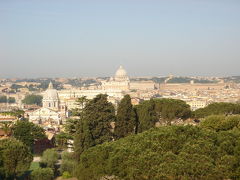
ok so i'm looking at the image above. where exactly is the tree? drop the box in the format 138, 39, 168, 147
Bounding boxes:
154, 98, 191, 125
8, 97, 16, 103
135, 99, 158, 133
0, 96, 7, 103
135, 98, 192, 133
71, 96, 88, 116
200, 115, 240, 131
193, 102, 240, 118
64, 118, 78, 137
31, 168, 54, 180
0, 110, 25, 119
74, 125, 240, 180
12, 121, 46, 151
0, 138, 33, 179
114, 95, 137, 139
74, 94, 115, 160
41, 149, 59, 169
55, 132, 71, 150
10, 84, 24, 90
60, 152, 76, 177
22, 94, 43, 106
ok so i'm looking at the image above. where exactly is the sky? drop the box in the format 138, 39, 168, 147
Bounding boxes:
0, 0, 240, 78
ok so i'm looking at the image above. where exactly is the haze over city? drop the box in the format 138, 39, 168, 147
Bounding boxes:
1, 0, 240, 78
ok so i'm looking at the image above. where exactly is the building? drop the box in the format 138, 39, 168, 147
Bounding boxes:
42, 82, 60, 111
101, 66, 130, 91
186, 100, 209, 111
28, 82, 63, 127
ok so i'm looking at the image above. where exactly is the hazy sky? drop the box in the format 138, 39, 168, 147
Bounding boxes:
1, 0, 240, 78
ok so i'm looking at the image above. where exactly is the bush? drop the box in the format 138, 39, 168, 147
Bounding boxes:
41, 149, 59, 169
60, 152, 76, 176
31, 168, 54, 180
62, 171, 72, 179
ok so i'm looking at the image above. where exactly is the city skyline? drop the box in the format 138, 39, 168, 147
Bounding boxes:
1, 0, 240, 78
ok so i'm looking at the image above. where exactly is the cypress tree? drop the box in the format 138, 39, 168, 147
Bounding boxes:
136, 99, 158, 133
114, 94, 137, 139
74, 94, 115, 160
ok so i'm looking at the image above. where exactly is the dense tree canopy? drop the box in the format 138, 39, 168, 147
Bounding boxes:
74, 125, 240, 180
136, 98, 191, 132
0, 138, 33, 179
200, 115, 240, 131
22, 94, 43, 106
114, 94, 137, 139
154, 98, 192, 124
13, 121, 46, 151
136, 99, 158, 133
193, 102, 240, 118
74, 94, 115, 160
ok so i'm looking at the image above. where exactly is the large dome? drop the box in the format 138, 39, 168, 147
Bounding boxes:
114, 66, 129, 81
43, 82, 59, 100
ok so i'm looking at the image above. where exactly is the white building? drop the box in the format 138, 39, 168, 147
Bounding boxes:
28, 82, 63, 126
186, 100, 209, 111
101, 66, 130, 91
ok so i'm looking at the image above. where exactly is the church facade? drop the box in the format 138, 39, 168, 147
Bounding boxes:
28, 82, 63, 127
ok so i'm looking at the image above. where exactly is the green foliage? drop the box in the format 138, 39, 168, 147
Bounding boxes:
136, 98, 191, 132
0, 96, 16, 103
200, 115, 240, 131
74, 125, 240, 180
13, 121, 46, 151
22, 94, 43, 106
10, 84, 24, 90
193, 102, 240, 118
0, 121, 13, 136
62, 171, 72, 178
64, 118, 78, 137
74, 94, 115, 160
136, 99, 158, 133
154, 98, 191, 125
167, 77, 192, 83
60, 152, 76, 176
31, 168, 54, 180
0, 110, 25, 118
0, 138, 33, 179
114, 95, 137, 139
41, 149, 59, 169
0, 96, 7, 103
29, 162, 40, 171
8, 97, 16, 103
71, 96, 88, 116
55, 132, 72, 150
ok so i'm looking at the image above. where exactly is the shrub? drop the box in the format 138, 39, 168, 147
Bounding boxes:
31, 168, 54, 180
